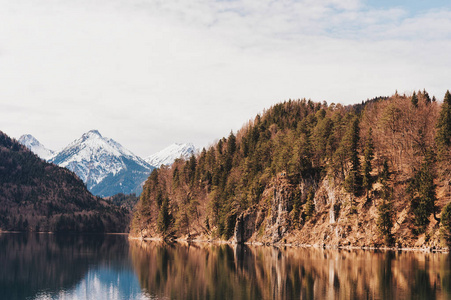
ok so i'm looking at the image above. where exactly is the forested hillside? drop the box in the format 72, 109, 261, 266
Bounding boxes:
131, 91, 451, 248
0, 131, 129, 232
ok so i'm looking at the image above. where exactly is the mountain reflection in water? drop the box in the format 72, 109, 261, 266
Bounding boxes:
0, 233, 143, 300
1, 233, 451, 299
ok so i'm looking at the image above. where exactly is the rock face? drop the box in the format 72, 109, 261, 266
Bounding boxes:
233, 174, 323, 244
234, 210, 258, 243
268, 177, 294, 243
234, 175, 299, 244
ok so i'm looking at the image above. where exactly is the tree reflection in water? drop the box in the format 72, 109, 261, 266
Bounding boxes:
1, 234, 450, 300
130, 241, 451, 300
0, 233, 136, 300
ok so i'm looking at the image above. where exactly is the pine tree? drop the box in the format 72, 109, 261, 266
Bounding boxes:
304, 189, 315, 219
362, 128, 374, 198
172, 167, 180, 188
344, 116, 361, 195
185, 154, 197, 185
423, 89, 431, 104
157, 197, 172, 238
227, 131, 237, 155
377, 160, 393, 244
411, 91, 418, 108
436, 90, 451, 152
408, 153, 437, 234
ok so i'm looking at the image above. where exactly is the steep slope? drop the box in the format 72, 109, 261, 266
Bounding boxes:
18, 134, 54, 160
50, 130, 153, 197
0, 131, 128, 232
145, 143, 196, 167
131, 92, 451, 249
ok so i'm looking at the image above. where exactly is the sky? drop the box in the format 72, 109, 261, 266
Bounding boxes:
1, 0, 451, 157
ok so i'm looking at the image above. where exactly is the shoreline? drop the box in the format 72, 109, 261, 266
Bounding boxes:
128, 235, 450, 253
0, 230, 129, 235
2, 231, 447, 253
2, 231, 446, 253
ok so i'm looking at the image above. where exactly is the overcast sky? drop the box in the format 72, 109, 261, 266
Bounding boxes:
1, 0, 451, 157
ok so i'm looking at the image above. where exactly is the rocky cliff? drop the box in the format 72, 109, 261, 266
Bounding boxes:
232, 171, 445, 249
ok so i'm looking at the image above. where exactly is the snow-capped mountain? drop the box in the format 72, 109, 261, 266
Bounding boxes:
49, 130, 153, 197
18, 134, 55, 160
145, 143, 196, 167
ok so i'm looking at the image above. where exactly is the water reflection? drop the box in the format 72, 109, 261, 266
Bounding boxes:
0, 233, 142, 300
1, 233, 451, 299
130, 241, 451, 300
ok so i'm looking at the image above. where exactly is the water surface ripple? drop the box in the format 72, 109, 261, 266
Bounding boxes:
1, 233, 450, 299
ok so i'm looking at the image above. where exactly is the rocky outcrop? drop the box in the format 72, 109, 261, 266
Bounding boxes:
234, 209, 258, 243
313, 177, 342, 224
266, 177, 294, 243
233, 175, 321, 244
233, 176, 296, 244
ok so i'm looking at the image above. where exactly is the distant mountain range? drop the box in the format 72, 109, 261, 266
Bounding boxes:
48, 130, 153, 197
145, 143, 195, 167
18, 131, 195, 197
0, 130, 128, 232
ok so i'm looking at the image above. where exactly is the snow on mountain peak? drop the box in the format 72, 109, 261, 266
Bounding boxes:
49, 130, 152, 196
18, 130, 195, 197
83, 129, 102, 138
145, 143, 196, 167
19, 134, 38, 146
18, 134, 55, 160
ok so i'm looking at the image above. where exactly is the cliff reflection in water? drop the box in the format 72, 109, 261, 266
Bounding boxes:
130, 241, 451, 300
0, 233, 142, 300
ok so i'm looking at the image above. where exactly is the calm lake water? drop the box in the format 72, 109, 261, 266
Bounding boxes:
1, 233, 451, 300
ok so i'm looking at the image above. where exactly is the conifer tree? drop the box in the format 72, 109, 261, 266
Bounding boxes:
185, 154, 197, 185
423, 89, 431, 104
227, 131, 237, 155
172, 167, 180, 188
377, 160, 393, 244
224, 132, 236, 173
362, 128, 375, 198
408, 153, 437, 233
157, 197, 172, 238
411, 91, 418, 108
344, 116, 361, 195
436, 90, 451, 152
304, 189, 315, 219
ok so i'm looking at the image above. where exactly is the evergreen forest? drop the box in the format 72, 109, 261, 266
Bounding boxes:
131, 91, 451, 247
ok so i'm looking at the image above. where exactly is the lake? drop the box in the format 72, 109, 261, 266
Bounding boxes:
0, 233, 450, 299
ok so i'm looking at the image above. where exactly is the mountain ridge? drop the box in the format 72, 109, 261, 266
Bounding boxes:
145, 143, 196, 167
18, 134, 54, 160
49, 129, 153, 197
0, 130, 128, 232
18, 130, 197, 197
